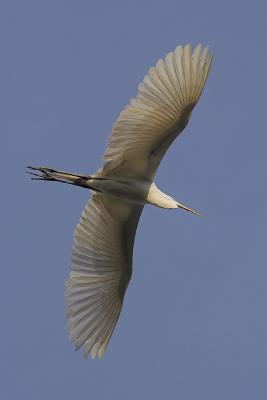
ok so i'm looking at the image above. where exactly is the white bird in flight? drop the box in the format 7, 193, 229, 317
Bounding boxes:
28, 44, 213, 358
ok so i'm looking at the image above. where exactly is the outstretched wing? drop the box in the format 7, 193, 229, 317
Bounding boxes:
101, 44, 213, 180
65, 193, 143, 358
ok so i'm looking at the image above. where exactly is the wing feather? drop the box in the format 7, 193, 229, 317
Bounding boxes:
100, 44, 213, 179
65, 193, 143, 358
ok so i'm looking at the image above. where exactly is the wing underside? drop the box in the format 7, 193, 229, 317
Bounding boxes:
100, 44, 213, 180
65, 194, 143, 358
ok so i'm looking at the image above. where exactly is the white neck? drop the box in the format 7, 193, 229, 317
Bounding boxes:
146, 182, 178, 209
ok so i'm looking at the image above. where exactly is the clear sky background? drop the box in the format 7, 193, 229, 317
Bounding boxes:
1, 0, 267, 399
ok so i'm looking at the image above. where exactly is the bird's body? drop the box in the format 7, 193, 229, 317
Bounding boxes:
31, 169, 197, 210
85, 175, 151, 206
28, 44, 213, 358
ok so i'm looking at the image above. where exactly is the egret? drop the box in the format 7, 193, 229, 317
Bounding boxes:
27, 44, 213, 358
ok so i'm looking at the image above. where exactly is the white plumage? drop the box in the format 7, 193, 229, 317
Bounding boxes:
28, 44, 213, 358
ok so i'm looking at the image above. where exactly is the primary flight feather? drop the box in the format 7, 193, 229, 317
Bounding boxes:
28, 43, 213, 358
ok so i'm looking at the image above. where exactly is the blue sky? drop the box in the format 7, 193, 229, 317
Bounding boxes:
1, 0, 267, 399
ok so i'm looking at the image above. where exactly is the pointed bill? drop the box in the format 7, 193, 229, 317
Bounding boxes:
176, 202, 202, 216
